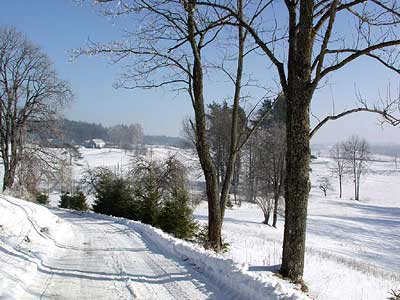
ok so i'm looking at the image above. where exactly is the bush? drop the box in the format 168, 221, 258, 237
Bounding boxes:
70, 191, 89, 211
84, 156, 198, 241
59, 192, 71, 209
92, 174, 136, 219
158, 189, 198, 240
59, 191, 88, 211
36, 192, 49, 205
134, 183, 161, 227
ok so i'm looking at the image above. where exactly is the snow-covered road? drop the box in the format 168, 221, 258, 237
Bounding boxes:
0, 196, 223, 300
1, 196, 307, 300
42, 211, 224, 300
30, 210, 223, 300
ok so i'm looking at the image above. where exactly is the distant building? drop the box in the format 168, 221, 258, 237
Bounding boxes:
84, 139, 106, 149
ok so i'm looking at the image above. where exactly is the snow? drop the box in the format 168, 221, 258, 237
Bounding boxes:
195, 156, 400, 300
72, 147, 400, 299
2, 146, 399, 299
0, 195, 72, 299
0, 195, 306, 300
125, 217, 308, 300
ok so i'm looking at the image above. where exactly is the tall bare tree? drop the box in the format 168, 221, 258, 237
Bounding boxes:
253, 123, 286, 227
343, 135, 370, 200
195, 0, 400, 280
330, 142, 347, 198
0, 27, 72, 191
80, 0, 277, 250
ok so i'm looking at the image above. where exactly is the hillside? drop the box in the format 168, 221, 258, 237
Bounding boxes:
58, 147, 400, 300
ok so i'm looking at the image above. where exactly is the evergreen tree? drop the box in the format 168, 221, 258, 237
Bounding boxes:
59, 192, 71, 209
70, 191, 89, 211
92, 175, 135, 219
59, 191, 88, 211
158, 189, 197, 240
36, 192, 49, 205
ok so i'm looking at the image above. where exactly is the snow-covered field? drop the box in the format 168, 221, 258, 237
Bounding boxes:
1, 146, 399, 299
0, 195, 307, 300
195, 156, 400, 300
75, 146, 400, 300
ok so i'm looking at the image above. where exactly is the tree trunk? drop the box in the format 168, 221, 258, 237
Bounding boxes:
272, 194, 279, 228
355, 175, 360, 200
186, 4, 223, 251
263, 211, 270, 225
3, 167, 16, 191
247, 144, 255, 202
205, 172, 223, 249
280, 0, 314, 281
339, 175, 342, 198
281, 93, 311, 281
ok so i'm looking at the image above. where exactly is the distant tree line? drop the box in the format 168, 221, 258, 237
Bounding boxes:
55, 119, 144, 146
54, 118, 187, 148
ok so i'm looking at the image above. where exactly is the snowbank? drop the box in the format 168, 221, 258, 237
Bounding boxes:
79, 210, 310, 300
128, 221, 310, 300
0, 195, 72, 299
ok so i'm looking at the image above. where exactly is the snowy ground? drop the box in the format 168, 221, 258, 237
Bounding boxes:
2, 146, 399, 299
71, 146, 399, 300
195, 156, 400, 300
0, 195, 306, 300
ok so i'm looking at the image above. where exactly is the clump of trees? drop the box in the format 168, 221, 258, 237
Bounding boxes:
55, 119, 144, 148
330, 135, 370, 200
247, 97, 286, 227
83, 156, 197, 240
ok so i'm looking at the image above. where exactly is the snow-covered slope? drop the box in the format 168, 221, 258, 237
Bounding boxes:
0, 196, 308, 300
195, 157, 400, 300
0, 195, 72, 299
40, 147, 400, 299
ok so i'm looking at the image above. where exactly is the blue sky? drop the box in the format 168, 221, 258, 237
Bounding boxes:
1, 0, 399, 144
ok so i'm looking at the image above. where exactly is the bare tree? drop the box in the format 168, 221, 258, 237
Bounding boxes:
82, 0, 400, 278
78, 0, 278, 250
255, 194, 274, 225
343, 135, 370, 200
253, 123, 286, 227
330, 143, 347, 198
0, 27, 72, 191
317, 176, 332, 197
194, 0, 400, 280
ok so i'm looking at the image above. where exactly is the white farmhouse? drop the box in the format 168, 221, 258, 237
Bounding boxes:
84, 139, 106, 149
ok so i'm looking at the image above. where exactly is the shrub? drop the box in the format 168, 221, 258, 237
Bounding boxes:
59, 192, 71, 209
59, 191, 88, 211
36, 192, 49, 205
158, 189, 198, 240
92, 175, 136, 219
84, 156, 198, 241
70, 191, 89, 211
134, 183, 161, 227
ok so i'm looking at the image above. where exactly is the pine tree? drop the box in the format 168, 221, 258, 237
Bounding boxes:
158, 189, 197, 240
